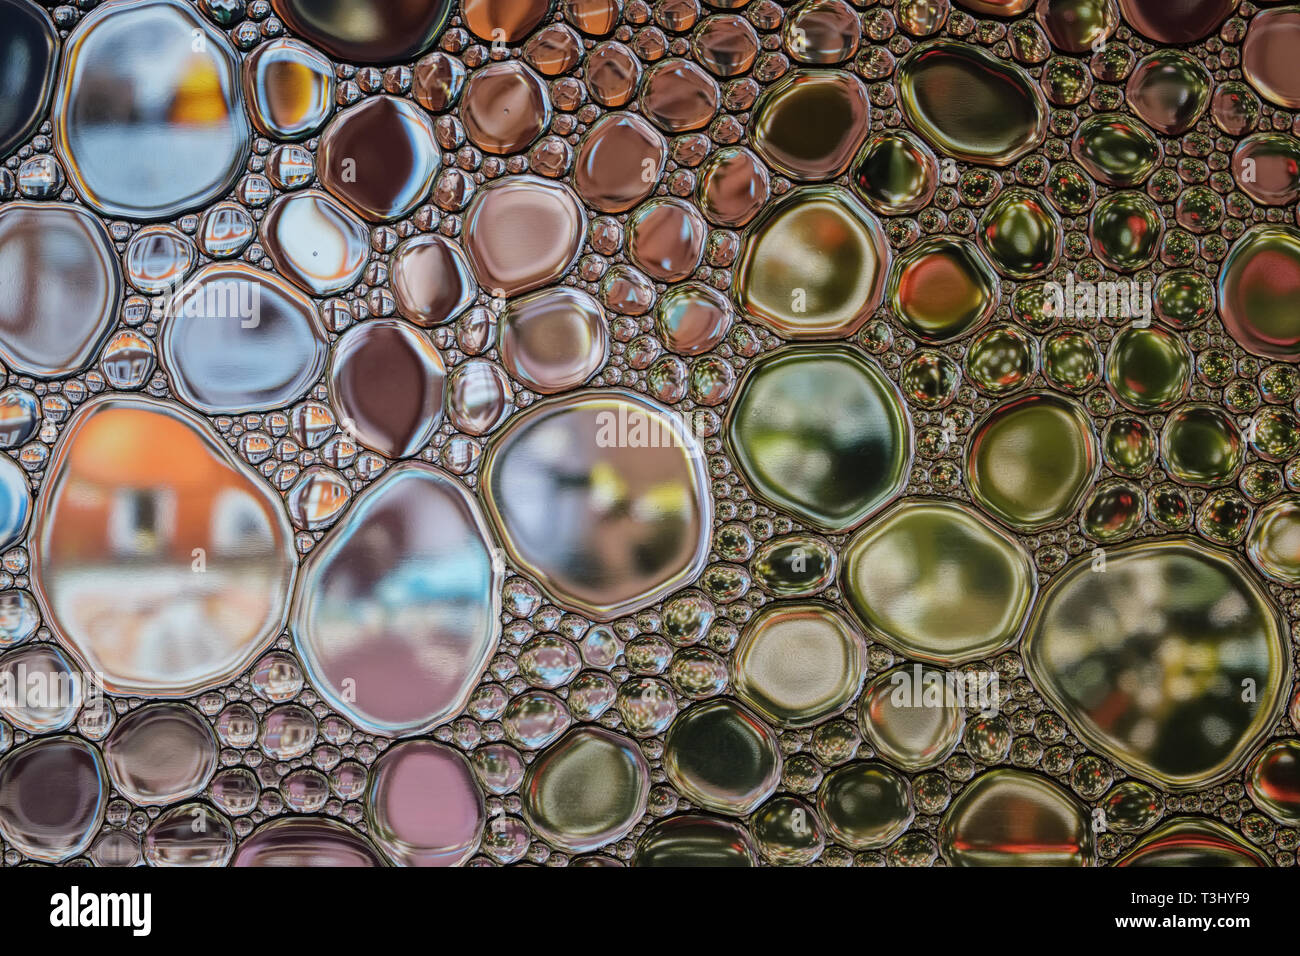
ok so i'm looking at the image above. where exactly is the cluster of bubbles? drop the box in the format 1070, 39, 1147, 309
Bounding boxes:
2, 0, 1300, 867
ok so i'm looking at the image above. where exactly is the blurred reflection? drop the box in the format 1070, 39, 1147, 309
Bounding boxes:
1024, 537, 1289, 788
53, 0, 250, 219
30, 396, 296, 696
480, 390, 711, 621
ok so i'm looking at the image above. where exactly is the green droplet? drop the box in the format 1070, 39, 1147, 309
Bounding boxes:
1105, 325, 1190, 411
1071, 113, 1161, 187
966, 323, 1037, 395
521, 728, 650, 852
726, 345, 911, 531
1041, 55, 1092, 106
1161, 403, 1243, 487
1117, 818, 1271, 867
1042, 329, 1100, 393
940, 769, 1092, 866
897, 40, 1047, 166
850, 129, 938, 215
888, 236, 999, 342
731, 601, 866, 728
1089, 191, 1163, 272
1153, 268, 1214, 328
1025, 537, 1289, 789
663, 699, 781, 815
1011, 282, 1059, 333
751, 795, 824, 865
750, 69, 872, 182
899, 348, 961, 408
633, 814, 757, 866
1102, 415, 1157, 477
841, 499, 1037, 664
1100, 781, 1164, 834
1043, 160, 1095, 215
1196, 489, 1252, 545
1149, 482, 1191, 530
732, 186, 890, 339
1247, 495, 1300, 585
749, 534, 837, 597
966, 392, 1098, 532
857, 665, 963, 772
816, 762, 913, 850
977, 187, 1061, 279
1249, 406, 1300, 462
1081, 478, 1144, 542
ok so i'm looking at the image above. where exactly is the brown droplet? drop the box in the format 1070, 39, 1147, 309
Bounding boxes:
270, 0, 453, 64
586, 41, 642, 107
462, 176, 587, 297
955, 0, 1033, 11
328, 319, 446, 459
461, 61, 551, 155
697, 146, 770, 227
1243, 6, 1300, 110
655, 282, 734, 355
317, 95, 441, 222
499, 287, 610, 394
524, 24, 584, 76
601, 265, 656, 316
574, 112, 668, 213
565, 0, 622, 36
784, 0, 861, 64
751, 69, 871, 181
627, 198, 707, 282
0, 202, 120, 377
0, 736, 106, 863
391, 234, 478, 327
693, 14, 760, 77
412, 52, 466, 112
1118, 0, 1236, 45
639, 57, 720, 132
463, 0, 552, 43
656, 0, 700, 31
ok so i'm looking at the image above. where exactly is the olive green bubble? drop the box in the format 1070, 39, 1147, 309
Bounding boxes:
1025, 537, 1290, 790
966, 392, 1098, 532
841, 498, 1036, 664
726, 345, 911, 531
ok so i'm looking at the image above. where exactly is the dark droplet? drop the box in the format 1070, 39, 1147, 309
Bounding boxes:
0, 0, 58, 159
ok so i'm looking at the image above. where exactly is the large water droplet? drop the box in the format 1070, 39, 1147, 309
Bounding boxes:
53, 0, 250, 220
30, 396, 296, 697
292, 463, 502, 736
480, 390, 711, 621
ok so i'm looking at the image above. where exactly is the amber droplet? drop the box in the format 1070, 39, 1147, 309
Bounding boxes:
463, 0, 553, 43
